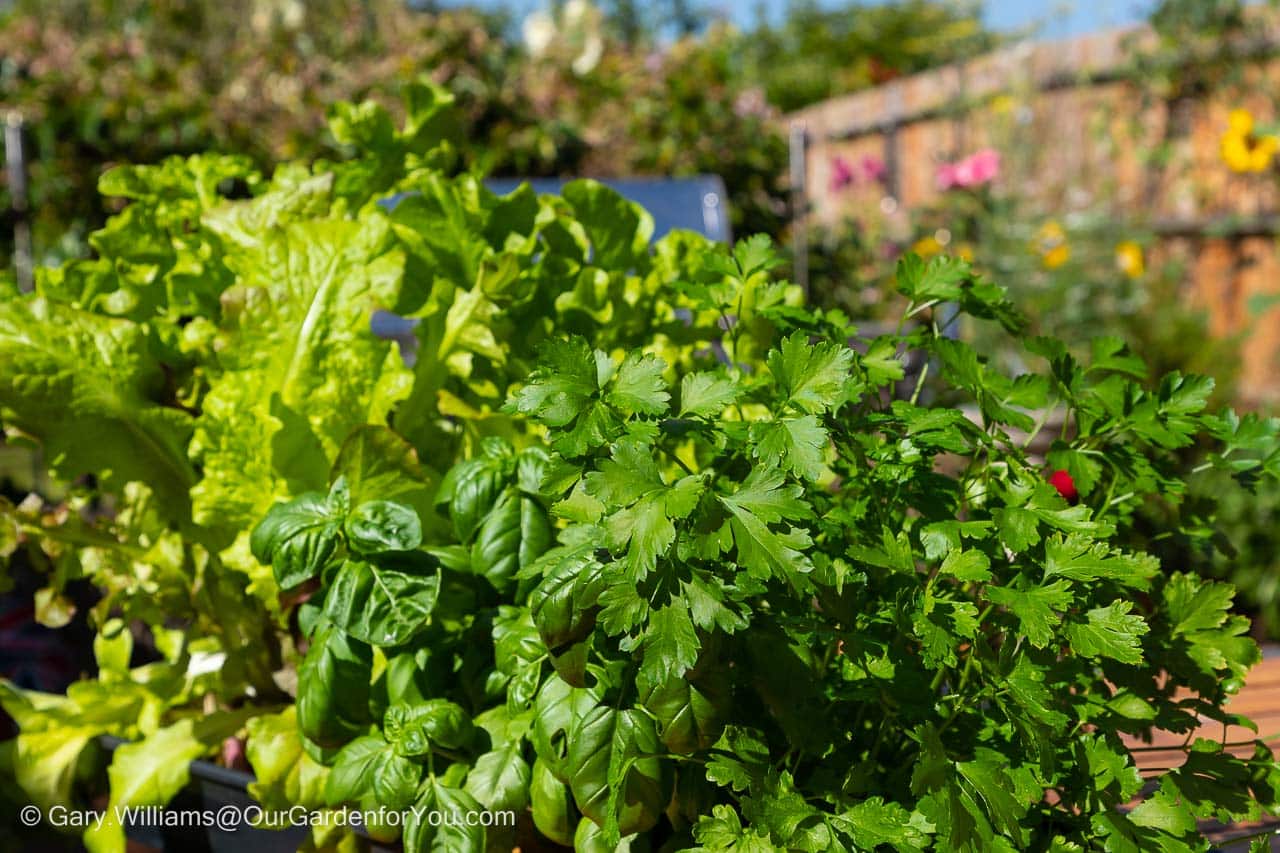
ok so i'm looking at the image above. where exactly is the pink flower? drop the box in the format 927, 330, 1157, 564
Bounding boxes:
829, 156, 856, 192
936, 148, 1000, 191
936, 162, 959, 190
967, 148, 1000, 184
860, 155, 887, 184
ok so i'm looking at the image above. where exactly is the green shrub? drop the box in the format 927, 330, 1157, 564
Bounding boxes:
3, 88, 1280, 852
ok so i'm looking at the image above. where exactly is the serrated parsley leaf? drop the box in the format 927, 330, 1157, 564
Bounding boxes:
750, 416, 827, 481
1064, 601, 1148, 663
607, 352, 670, 416
986, 580, 1072, 648
913, 597, 979, 668
508, 337, 599, 427
680, 371, 742, 418
766, 332, 854, 415
733, 234, 785, 279
859, 337, 907, 390
641, 601, 701, 683
586, 440, 704, 578
994, 506, 1041, 552
508, 338, 671, 456
836, 798, 932, 853
938, 548, 992, 582
692, 804, 780, 853
1043, 535, 1158, 589
716, 468, 814, 581
1162, 572, 1235, 636
895, 253, 971, 303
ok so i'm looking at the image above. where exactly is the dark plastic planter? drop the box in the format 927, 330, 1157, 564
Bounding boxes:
97, 736, 393, 853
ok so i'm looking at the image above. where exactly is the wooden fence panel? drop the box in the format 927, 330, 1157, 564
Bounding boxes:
788, 24, 1280, 403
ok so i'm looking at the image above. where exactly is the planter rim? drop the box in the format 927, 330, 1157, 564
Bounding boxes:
97, 734, 253, 791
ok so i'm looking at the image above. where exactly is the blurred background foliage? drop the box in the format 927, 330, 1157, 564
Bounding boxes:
0, 0, 993, 268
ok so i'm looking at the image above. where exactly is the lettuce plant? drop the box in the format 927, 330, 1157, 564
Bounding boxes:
3, 88, 1280, 853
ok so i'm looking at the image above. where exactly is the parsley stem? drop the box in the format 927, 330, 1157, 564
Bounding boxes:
909, 361, 930, 405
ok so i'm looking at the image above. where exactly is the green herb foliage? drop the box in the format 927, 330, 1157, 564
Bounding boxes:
2, 88, 1280, 852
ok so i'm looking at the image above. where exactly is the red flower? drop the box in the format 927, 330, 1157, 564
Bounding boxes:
1048, 469, 1078, 502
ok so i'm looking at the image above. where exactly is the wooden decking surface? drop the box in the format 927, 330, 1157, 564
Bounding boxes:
1124, 648, 1280, 850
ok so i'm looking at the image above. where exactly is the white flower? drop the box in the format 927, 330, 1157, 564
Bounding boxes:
281, 0, 304, 29
186, 651, 227, 678
522, 10, 556, 58
563, 0, 594, 29
572, 33, 604, 75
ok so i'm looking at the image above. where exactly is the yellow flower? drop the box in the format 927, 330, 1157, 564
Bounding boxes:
1042, 244, 1070, 269
1033, 221, 1070, 269
990, 94, 1017, 116
1221, 108, 1278, 173
911, 235, 944, 257
955, 242, 975, 262
1036, 220, 1064, 244
1115, 241, 1144, 279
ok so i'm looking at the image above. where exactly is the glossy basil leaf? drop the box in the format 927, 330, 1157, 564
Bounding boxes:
490, 606, 546, 706
565, 706, 670, 837
297, 622, 373, 749
373, 752, 423, 811
574, 817, 645, 853
530, 676, 605, 783
384, 699, 475, 757
425, 544, 471, 573
549, 638, 592, 688
492, 605, 545, 677
636, 666, 729, 755
436, 438, 513, 543
403, 777, 486, 853
469, 491, 552, 592
323, 552, 439, 646
464, 739, 531, 813
345, 499, 423, 555
324, 734, 422, 811
531, 756, 577, 846
249, 487, 345, 589
382, 648, 448, 708
528, 542, 608, 651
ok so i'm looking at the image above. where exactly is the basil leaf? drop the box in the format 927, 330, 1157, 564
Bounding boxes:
384, 699, 475, 757
297, 623, 373, 749
469, 491, 552, 592
249, 490, 343, 589
464, 739, 531, 813
345, 499, 423, 555
436, 439, 512, 543
636, 666, 729, 755
531, 757, 577, 846
530, 676, 604, 783
528, 543, 607, 651
323, 552, 439, 646
325, 734, 421, 811
565, 706, 670, 837
403, 778, 486, 853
